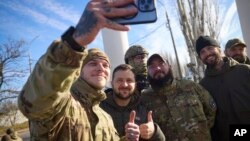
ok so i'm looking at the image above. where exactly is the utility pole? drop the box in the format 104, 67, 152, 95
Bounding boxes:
165, 11, 183, 79
157, 0, 182, 79
28, 53, 32, 74
28, 35, 39, 74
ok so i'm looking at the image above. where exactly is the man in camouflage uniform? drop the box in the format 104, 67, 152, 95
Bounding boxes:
196, 35, 250, 141
18, 0, 140, 140
141, 54, 216, 141
224, 38, 250, 65
125, 45, 149, 92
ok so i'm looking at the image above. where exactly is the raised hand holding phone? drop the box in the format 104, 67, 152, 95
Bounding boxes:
111, 0, 158, 25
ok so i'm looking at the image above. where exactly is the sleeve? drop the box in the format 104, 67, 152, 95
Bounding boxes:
193, 82, 217, 128
148, 123, 165, 141
18, 40, 87, 120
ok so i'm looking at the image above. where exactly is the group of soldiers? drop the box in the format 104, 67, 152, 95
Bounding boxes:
104, 36, 250, 141
5, 0, 250, 141
101, 36, 249, 140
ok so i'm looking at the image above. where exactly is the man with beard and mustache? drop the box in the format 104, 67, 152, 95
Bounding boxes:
101, 64, 165, 141
195, 35, 250, 141
124, 45, 150, 92
141, 54, 216, 141
224, 38, 250, 65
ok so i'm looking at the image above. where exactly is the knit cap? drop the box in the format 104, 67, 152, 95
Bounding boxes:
195, 35, 220, 55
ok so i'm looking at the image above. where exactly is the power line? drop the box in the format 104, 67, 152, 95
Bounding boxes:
157, 0, 183, 79
129, 0, 168, 45
129, 22, 165, 45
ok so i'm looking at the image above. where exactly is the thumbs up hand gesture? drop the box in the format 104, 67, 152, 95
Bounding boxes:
125, 110, 140, 141
139, 111, 155, 139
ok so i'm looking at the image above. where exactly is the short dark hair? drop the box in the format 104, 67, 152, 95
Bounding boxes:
112, 64, 135, 80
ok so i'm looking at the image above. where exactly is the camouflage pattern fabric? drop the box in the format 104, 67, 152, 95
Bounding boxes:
18, 40, 121, 141
125, 45, 149, 92
128, 60, 148, 76
128, 60, 149, 92
243, 56, 250, 65
141, 79, 216, 141
124, 45, 148, 64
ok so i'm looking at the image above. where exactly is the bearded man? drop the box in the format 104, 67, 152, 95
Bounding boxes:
141, 54, 216, 141
224, 38, 250, 65
196, 35, 250, 141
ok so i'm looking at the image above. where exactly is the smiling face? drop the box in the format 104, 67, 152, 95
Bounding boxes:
225, 45, 247, 63
199, 46, 222, 68
81, 58, 110, 90
112, 69, 136, 100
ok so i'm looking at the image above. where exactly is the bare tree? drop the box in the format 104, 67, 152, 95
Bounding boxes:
161, 52, 188, 80
0, 100, 19, 126
0, 38, 28, 102
176, 0, 221, 82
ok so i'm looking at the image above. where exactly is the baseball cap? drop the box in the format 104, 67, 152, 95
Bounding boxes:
147, 54, 168, 66
225, 38, 246, 49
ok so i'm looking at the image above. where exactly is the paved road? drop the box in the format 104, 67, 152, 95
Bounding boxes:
0, 129, 30, 141
18, 128, 30, 141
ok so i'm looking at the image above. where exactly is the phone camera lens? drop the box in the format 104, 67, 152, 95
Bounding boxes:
141, 0, 145, 4
139, 0, 154, 11
147, 0, 152, 4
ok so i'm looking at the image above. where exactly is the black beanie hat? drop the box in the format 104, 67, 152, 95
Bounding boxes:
195, 35, 220, 55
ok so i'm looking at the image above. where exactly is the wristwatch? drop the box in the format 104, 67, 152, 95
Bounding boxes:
61, 26, 84, 52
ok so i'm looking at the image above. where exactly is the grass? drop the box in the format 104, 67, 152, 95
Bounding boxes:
0, 121, 29, 135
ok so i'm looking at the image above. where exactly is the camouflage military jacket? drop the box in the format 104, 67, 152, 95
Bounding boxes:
18, 40, 120, 141
244, 56, 250, 65
141, 79, 216, 141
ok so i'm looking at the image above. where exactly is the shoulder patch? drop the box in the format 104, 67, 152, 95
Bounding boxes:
209, 99, 216, 110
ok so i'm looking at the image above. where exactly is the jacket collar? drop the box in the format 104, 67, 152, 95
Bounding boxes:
152, 79, 177, 97
244, 56, 250, 65
104, 89, 140, 110
71, 78, 106, 106
205, 57, 239, 76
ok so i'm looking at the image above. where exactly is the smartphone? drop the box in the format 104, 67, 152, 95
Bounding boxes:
112, 0, 158, 25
